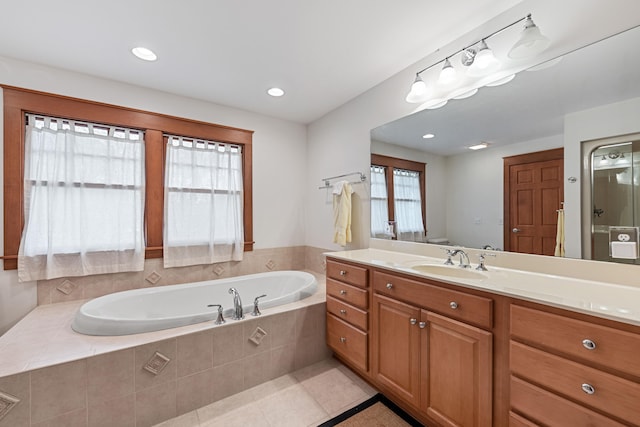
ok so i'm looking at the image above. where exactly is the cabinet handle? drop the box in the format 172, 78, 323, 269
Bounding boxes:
581, 383, 595, 395
340, 309, 347, 315
410, 318, 417, 325
582, 339, 596, 350
449, 301, 459, 310
419, 322, 426, 329
386, 283, 394, 290
340, 290, 347, 295
339, 337, 347, 343
340, 270, 347, 276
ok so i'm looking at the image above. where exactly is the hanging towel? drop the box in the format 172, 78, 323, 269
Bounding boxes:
333, 180, 354, 246
554, 209, 565, 257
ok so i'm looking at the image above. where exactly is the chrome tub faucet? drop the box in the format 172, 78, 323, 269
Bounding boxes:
228, 287, 244, 320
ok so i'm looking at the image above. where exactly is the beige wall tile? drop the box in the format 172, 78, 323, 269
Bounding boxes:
88, 394, 135, 427
135, 339, 177, 391
176, 331, 213, 378
176, 368, 213, 415
86, 349, 134, 404
154, 411, 200, 427
0, 372, 29, 427
32, 408, 87, 427
270, 343, 296, 379
269, 311, 297, 348
211, 360, 244, 402
31, 359, 87, 424
212, 323, 243, 367
242, 351, 272, 389
242, 317, 272, 357
135, 380, 177, 427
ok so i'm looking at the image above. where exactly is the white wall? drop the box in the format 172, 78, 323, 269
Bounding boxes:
305, 0, 640, 251
0, 57, 308, 333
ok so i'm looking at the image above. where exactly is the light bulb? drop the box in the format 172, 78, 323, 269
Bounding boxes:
405, 74, 429, 103
438, 58, 457, 85
474, 40, 497, 70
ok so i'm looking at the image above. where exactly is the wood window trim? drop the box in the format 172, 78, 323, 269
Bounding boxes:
371, 153, 426, 237
2, 85, 254, 270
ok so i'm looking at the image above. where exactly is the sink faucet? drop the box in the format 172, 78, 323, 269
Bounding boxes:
448, 249, 471, 268
228, 288, 244, 320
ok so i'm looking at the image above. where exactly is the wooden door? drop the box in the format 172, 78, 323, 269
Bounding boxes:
371, 294, 421, 407
421, 310, 493, 427
504, 148, 564, 255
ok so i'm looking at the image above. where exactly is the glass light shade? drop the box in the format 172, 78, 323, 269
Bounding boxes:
473, 41, 498, 70
405, 75, 429, 103
508, 17, 551, 59
438, 59, 457, 85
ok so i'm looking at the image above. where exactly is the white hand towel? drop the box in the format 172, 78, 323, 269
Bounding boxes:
333, 181, 353, 246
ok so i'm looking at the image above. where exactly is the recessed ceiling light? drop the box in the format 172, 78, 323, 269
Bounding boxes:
422, 133, 435, 139
267, 87, 285, 97
131, 47, 157, 61
469, 142, 490, 150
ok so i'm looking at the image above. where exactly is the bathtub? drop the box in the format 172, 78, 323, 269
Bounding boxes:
72, 270, 318, 336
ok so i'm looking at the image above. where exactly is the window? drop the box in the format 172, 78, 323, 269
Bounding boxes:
18, 115, 145, 280
164, 136, 244, 267
371, 154, 426, 242
2, 86, 254, 274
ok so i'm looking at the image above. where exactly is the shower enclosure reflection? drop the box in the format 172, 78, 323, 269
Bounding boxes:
590, 140, 640, 264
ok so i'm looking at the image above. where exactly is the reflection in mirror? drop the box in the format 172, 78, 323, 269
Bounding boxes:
371, 24, 640, 263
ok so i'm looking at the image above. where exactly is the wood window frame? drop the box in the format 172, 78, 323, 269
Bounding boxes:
371, 153, 426, 237
2, 86, 254, 270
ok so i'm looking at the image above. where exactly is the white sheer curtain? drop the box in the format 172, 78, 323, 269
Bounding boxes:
18, 115, 145, 281
164, 136, 243, 268
393, 169, 426, 242
370, 165, 390, 238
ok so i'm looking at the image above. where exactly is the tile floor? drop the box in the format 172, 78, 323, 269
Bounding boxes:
153, 358, 377, 427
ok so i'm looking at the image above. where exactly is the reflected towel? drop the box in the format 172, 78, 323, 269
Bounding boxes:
554, 209, 565, 257
333, 181, 353, 246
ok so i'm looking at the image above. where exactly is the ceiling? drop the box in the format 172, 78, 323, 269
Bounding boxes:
0, 0, 520, 124
371, 24, 640, 156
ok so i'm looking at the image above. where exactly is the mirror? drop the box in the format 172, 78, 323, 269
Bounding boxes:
371, 25, 640, 261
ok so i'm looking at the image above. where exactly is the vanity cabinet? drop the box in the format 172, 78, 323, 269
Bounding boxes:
509, 304, 640, 426
325, 259, 369, 372
372, 270, 493, 427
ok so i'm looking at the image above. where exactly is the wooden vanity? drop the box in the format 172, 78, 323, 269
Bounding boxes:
325, 254, 640, 427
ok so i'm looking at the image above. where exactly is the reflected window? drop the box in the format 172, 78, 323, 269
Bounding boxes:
371, 154, 426, 241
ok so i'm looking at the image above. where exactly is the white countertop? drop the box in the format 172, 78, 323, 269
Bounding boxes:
326, 248, 640, 327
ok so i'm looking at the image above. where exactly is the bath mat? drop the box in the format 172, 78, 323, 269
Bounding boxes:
318, 394, 423, 427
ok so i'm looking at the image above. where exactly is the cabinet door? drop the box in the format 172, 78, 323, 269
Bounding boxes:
372, 294, 421, 407
421, 310, 493, 427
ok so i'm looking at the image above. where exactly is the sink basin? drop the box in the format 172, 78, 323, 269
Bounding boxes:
409, 264, 487, 280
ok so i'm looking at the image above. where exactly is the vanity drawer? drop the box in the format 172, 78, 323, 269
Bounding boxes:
373, 271, 493, 329
327, 278, 368, 309
326, 259, 368, 288
327, 313, 368, 372
509, 412, 538, 427
510, 376, 625, 427
326, 295, 368, 331
510, 341, 640, 426
511, 305, 640, 377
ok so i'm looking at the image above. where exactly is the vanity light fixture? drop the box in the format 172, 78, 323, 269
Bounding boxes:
405, 13, 549, 103
508, 15, 551, 59
468, 142, 489, 150
131, 47, 157, 61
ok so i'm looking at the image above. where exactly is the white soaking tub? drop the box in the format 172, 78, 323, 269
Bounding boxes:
72, 270, 318, 335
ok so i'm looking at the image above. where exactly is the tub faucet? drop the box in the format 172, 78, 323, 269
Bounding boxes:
448, 249, 471, 268
228, 288, 244, 320
207, 304, 226, 325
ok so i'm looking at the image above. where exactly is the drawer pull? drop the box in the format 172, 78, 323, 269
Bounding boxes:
340, 290, 347, 295
581, 383, 596, 395
582, 339, 597, 350
410, 318, 417, 325
340, 270, 347, 276
449, 301, 459, 310
340, 337, 347, 343
419, 321, 426, 329
340, 309, 347, 315
386, 283, 394, 290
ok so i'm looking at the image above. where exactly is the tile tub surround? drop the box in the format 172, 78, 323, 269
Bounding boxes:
35, 246, 329, 306
0, 274, 330, 427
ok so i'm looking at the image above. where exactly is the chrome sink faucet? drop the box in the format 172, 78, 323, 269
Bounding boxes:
448, 249, 471, 268
228, 287, 244, 320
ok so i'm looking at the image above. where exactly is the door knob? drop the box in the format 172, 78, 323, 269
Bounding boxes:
512, 228, 521, 233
